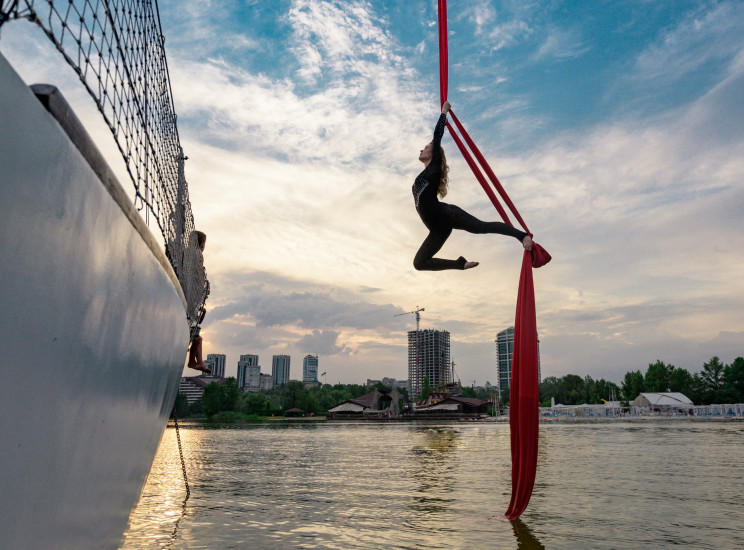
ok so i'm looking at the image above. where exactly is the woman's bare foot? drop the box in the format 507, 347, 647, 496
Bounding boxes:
189, 362, 211, 374
464, 261, 479, 269
522, 235, 533, 251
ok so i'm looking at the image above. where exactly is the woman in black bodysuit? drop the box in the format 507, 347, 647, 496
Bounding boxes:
412, 101, 532, 271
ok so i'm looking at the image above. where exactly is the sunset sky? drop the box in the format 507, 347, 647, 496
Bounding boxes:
2, 0, 742, 387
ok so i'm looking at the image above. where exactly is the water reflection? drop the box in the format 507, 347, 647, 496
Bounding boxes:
122, 426, 204, 548
164, 496, 189, 548
511, 518, 545, 550
122, 422, 744, 550
404, 426, 461, 541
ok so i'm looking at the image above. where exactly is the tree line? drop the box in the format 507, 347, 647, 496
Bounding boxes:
536, 356, 743, 407
173, 380, 397, 420
620, 356, 743, 405
173, 355, 743, 419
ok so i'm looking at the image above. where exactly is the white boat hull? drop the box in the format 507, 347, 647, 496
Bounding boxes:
0, 52, 189, 549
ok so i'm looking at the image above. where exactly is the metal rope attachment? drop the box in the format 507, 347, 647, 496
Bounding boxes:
172, 406, 190, 500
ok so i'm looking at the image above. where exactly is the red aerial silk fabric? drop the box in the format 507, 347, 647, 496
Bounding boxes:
438, 0, 550, 519
504, 252, 540, 520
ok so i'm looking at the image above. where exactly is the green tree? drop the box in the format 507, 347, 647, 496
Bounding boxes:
722, 357, 744, 403
222, 378, 241, 412
243, 392, 270, 415
644, 360, 672, 392
172, 393, 188, 418
281, 380, 307, 411
539, 376, 560, 404
187, 398, 203, 417
201, 382, 224, 417
561, 374, 584, 405
689, 373, 706, 405
499, 386, 510, 407
461, 386, 477, 398
317, 389, 339, 413
700, 356, 725, 404
621, 370, 645, 403
668, 367, 694, 396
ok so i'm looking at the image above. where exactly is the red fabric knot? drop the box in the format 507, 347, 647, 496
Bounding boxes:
530, 242, 551, 268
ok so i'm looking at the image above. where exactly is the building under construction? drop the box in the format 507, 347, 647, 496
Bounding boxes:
408, 329, 451, 398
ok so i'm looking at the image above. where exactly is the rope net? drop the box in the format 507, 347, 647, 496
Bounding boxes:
1, 0, 208, 324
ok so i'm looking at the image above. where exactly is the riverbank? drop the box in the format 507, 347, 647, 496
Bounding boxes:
170, 415, 744, 427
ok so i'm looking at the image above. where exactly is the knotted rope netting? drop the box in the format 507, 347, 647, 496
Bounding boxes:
1, 0, 208, 323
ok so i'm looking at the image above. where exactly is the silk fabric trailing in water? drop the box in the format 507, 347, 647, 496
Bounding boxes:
437, 0, 550, 519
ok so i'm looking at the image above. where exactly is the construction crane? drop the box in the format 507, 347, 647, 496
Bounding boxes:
395, 306, 425, 399
394, 305, 425, 332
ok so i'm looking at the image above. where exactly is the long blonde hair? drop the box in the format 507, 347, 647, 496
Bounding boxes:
438, 148, 449, 198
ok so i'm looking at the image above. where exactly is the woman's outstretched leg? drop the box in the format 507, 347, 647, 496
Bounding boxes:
443, 203, 527, 241
413, 227, 470, 271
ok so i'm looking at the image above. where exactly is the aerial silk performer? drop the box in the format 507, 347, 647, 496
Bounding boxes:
431, 0, 551, 520
412, 100, 534, 272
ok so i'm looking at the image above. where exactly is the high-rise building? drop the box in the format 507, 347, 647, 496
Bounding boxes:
495, 326, 541, 391
408, 329, 451, 399
272, 355, 291, 388
206, 353, 226, 378
303, 354, 318, 383
245, 364, 261, 392
259, 373, 273, 391
237, 354, 259, 391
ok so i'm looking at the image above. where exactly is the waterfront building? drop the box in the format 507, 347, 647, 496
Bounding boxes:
206, 353, 226, 378
303, 354, 318, 383
245, 365, 261, 392
414, 395, 494, 417
237, 354, 259, 391
178, 375, 228, 404
259, 373, 273, 391
366, 377, 404, 390
327, 387, 403, 418
272, 355, 291, 388
495, 327, 541, 392
408, 329, 451, 399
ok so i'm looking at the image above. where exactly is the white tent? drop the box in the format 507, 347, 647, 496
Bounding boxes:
631, 392, 693, 407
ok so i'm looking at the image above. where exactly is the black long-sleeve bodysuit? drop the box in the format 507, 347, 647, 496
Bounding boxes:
412, 113, 527, 271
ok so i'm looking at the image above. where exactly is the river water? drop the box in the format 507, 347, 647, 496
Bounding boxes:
121, 420, 743, 549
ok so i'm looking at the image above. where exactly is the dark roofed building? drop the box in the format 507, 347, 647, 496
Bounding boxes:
179, 374, 228, 404
414, 395, 494, 417
327, 387, 403, 419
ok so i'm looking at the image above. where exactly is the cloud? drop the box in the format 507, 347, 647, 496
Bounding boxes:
296, 329, 352, 356
206, 271, 410, 332
633, 1, 744, 85
166, 2, 433, 169
533, 26, 589, 60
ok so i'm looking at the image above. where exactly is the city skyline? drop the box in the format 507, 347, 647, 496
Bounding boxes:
2, 1, 741, 385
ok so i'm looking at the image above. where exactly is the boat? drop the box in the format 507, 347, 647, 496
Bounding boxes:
0, 2, 206, 548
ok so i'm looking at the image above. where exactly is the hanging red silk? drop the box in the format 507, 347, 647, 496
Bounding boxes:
437, 0, 550, 520
504, 252, 540, 520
